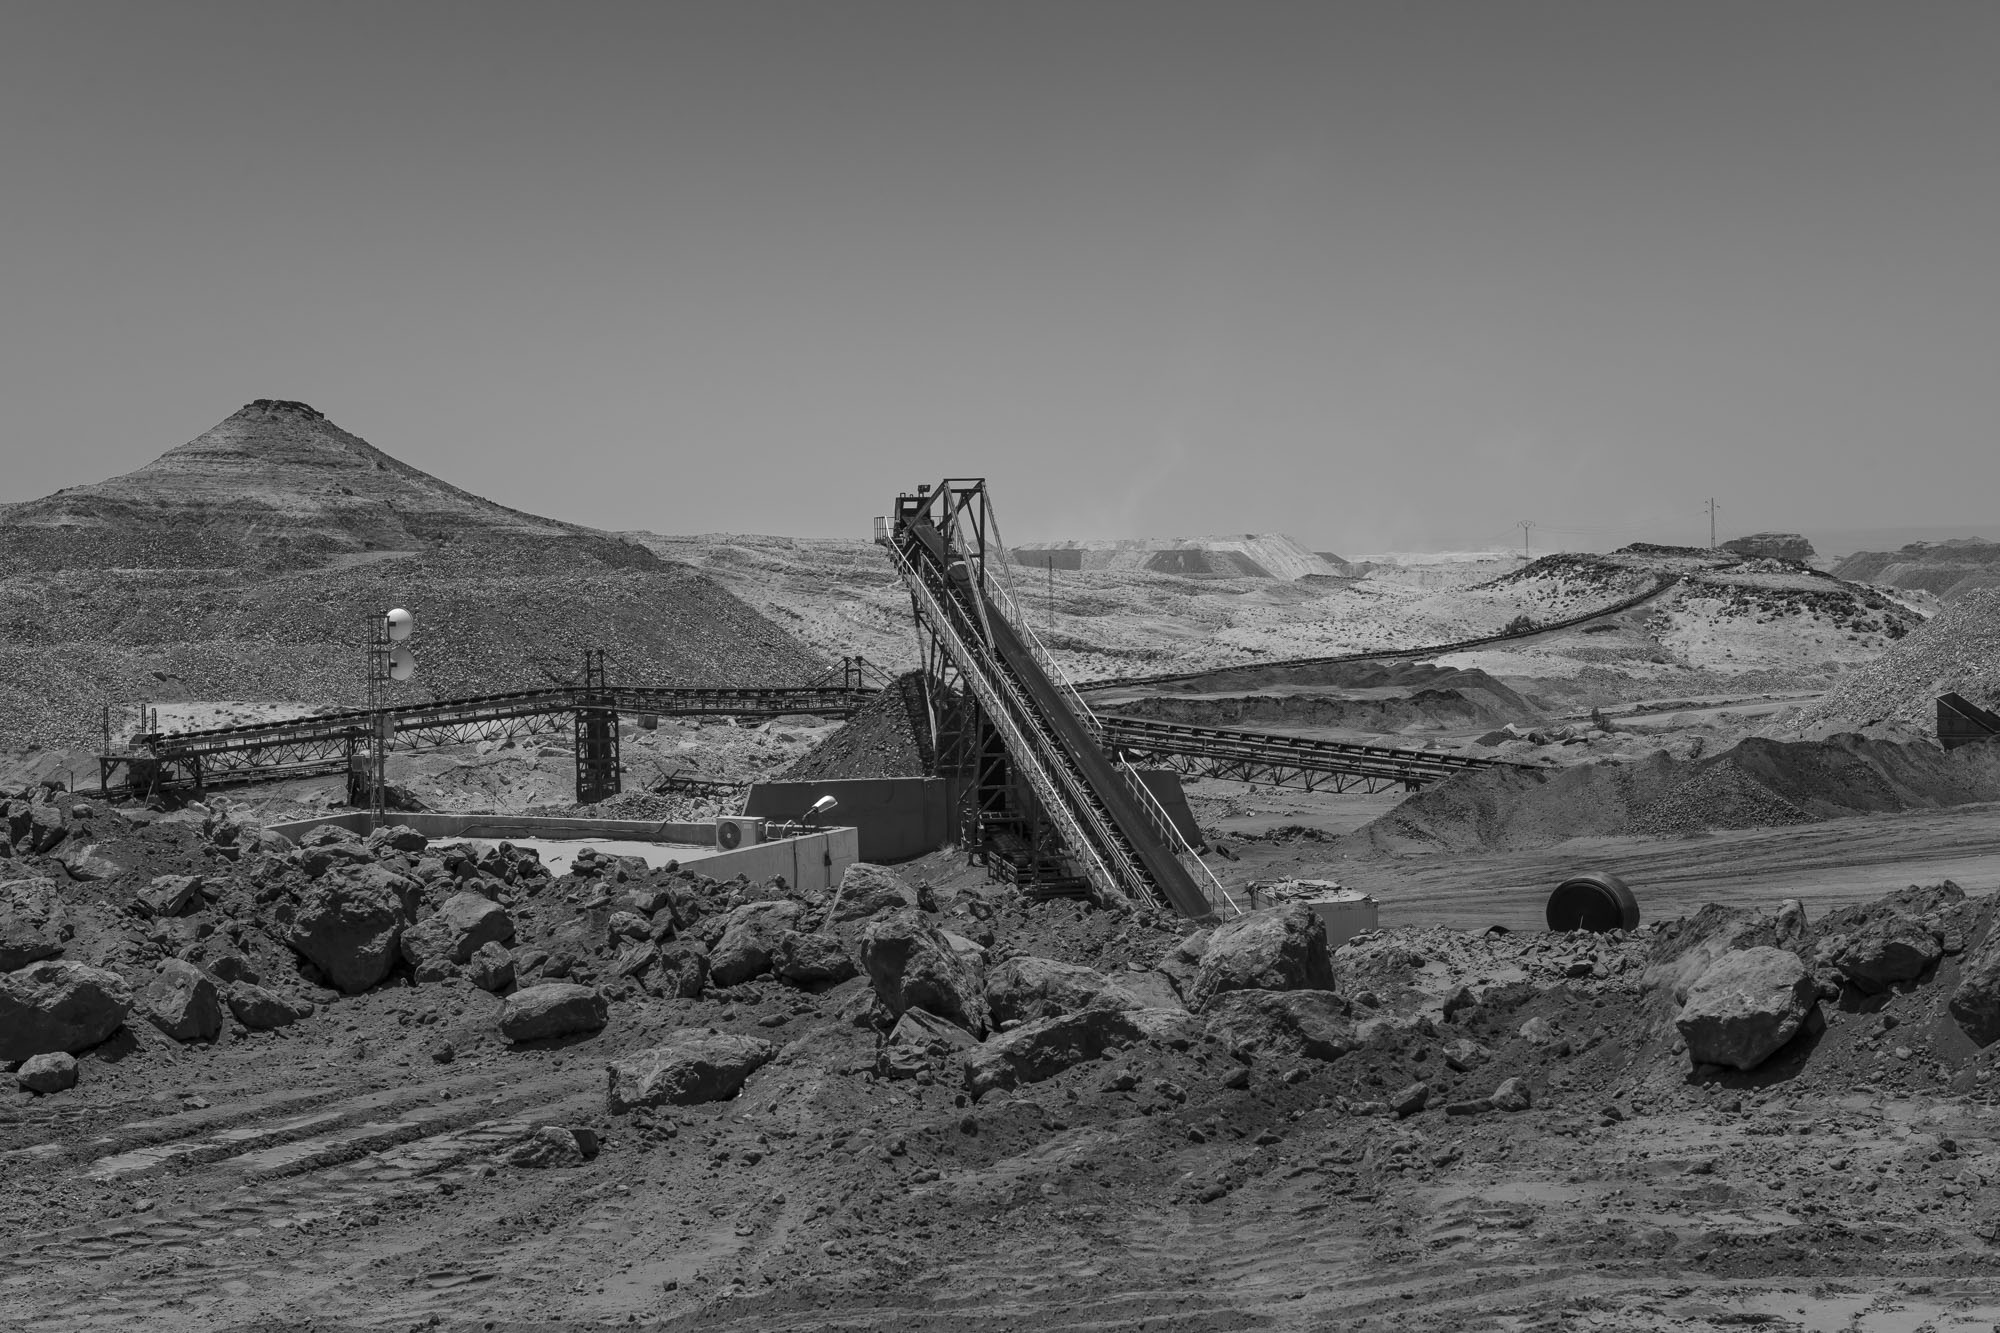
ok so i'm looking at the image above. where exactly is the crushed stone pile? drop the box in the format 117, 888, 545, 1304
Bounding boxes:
1351, 734, 2000, 854
1789, 586, 2000, 732
779, 672, 934, 781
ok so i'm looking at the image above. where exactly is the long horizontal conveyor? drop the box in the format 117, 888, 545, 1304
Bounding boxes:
1094, 715, 1537, 793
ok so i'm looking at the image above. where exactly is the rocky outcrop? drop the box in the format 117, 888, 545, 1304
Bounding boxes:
1200, 989, 1357, 1063
605, 1033, 776, 1111
0, 960, 133, 1061
1950, 930, 2000, 1047
498, 983, 608, 1042
286, 872, 419, 994
1187, 904, 1335, 1011
985, 956, 1137, 1027
861, 909, 989, 1036
1675, 947, 1817, 1071
139, 959, 224, 1042
1721, 533, 1815, 563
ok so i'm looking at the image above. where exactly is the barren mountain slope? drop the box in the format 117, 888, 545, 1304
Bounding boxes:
0, 403, 826, 750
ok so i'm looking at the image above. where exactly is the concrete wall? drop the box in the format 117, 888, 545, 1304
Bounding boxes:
260, 812, 858, 895
743, 778, 951, 863
742, 769, 1201, 864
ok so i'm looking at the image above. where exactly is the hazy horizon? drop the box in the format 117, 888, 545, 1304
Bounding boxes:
6, 3, 1999, 554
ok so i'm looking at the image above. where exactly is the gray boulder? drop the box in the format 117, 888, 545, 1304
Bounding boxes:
771, 931, 858, 987
139, 959, 224, 1042
56, 843, 125, 882
1187, 904, 1335, 1011
226, 983, 313, 1031
651, 941, 710, 998
605, 1033, 776, 1111
861, 909, 989, 1036
286, 872, 419, 994
985, 955, 1138, 1026
0, 878, 72, 971
0, 960, 133, 1061
137, 875, 203, 919
1675, 947, 1817, 1071
1200, 988, 1357, 1063
467, 940, 516, 992
400, 892, 514, 971
504, 1125, 591, 1168
709, 901, 803, 987
16, 1050, 77, 1094
828, 863, 929, 922
366, 825, 429, 855
963, 1006, 1188, 1098
1951, 931, 2000, 1046
24, 802, 69, 856
1823, 917, 1941, 993
879, 1006, 978, 1079
499, 983, 608, 1042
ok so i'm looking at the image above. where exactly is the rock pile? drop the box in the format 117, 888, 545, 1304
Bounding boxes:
1791, 586, 2000, 732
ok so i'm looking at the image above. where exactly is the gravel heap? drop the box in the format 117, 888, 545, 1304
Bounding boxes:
1352, 734, 2000, 853
779, 672, 934, 781
1790, 586, 2000, 732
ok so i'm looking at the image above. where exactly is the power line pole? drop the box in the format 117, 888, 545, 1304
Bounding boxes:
1704, 498, 1721, 548
1517, 519, 1535, 558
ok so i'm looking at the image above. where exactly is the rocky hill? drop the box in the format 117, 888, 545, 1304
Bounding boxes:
0, 402, 826, 751
1832, 536, 2000, 602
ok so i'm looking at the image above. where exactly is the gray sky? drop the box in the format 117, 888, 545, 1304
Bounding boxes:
3, 2, 1996, 555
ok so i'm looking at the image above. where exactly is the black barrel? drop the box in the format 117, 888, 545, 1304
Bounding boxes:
1546, 872, 1640, 933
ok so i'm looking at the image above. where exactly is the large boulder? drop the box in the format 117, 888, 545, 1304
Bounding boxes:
24, 802, 69, 856
985, 955, 1138, 1026
400, 892, 515, 971
963, 1006, 1196, 1099
772, 931, 858, 987
1201, 989, 1358, 1063
0, 960, 133, 1061
226, 983, 313, 1031
0, 878, 72, 971
861, 909, 989, 1036
466, 940, 515, 993
16, 1051, 77, 1095
605, 1033, 776, 1111
1951, 931, 2000, 1047
498, 983, 608, 1042
879, 1006, 979, 1079
136, 875, 203, 920
1675, 947, 1817, 1071
651, 941, 710, 999
285, 872, 419, 994
1821, 916, 1942, 993
139, 959, 224, 1042
1187, 904, 1335, 1011
828, 863, 930, 922
708, 901, 803, 987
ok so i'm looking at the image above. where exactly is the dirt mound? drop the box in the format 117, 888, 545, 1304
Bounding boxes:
1790, 586, 2000, 731
1352, 734, 2000, 853
780, 672, 934, 781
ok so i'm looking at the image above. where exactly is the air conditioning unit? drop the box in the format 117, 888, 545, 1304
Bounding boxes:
715, 816, 766, 850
